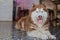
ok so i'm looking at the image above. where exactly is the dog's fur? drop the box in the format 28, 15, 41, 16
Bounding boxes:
15, 4, 56, 39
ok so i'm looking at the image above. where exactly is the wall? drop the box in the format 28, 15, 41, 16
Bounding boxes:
15, 0, 39, 9
0, 0, 13, 21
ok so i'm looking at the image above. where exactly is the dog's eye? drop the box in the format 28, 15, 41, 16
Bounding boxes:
41, 11, 43, 13
36, 11, 39, 13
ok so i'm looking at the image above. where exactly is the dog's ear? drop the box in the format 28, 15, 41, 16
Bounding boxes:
32, 3, 36, 7
41, 3, 46, 8
29, 4, 38, 16
40, 4, 48, 13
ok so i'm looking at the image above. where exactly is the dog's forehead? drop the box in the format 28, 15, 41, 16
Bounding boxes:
36, 8, 43, 11
29, 4, 48, 16
32, 6, 46, 12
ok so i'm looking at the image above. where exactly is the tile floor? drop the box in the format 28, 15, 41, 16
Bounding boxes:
0, 22, 12, 40
0, 21, 60, 40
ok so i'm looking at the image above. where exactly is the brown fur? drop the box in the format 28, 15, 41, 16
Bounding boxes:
15, 4, 49, 32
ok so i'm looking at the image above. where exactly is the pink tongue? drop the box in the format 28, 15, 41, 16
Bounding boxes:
38, 20, 42, 24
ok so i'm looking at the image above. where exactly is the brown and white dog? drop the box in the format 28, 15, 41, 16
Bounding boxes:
15, 4, 56, 39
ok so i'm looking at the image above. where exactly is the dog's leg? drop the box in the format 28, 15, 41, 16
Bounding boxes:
34, 38, 41, 40
37, 38, 40, 40
34, 38, 37, 40
21, 21, 24, 31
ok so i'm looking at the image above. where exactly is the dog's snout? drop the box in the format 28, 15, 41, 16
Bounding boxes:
38, 15, 42, 18
38, 15, 42, 20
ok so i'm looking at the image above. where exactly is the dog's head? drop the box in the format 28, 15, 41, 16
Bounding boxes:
29, 4, 49, 27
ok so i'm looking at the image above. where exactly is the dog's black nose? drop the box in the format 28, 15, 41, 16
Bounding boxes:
38, 15, 42, 18
38, 15, 42, 20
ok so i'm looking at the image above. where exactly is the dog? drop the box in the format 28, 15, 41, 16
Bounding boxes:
15, 4, 56, 40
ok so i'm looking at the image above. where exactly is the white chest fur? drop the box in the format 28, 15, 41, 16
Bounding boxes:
27, 24, 48, 39
27, 24, 56, 39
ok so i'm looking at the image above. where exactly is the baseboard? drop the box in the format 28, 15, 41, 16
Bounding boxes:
0, 19, 12, 21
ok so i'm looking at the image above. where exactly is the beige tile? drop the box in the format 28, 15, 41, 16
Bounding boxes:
0, 22, 12, 40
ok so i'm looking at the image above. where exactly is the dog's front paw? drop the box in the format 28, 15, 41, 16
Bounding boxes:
49, 35, 56, 40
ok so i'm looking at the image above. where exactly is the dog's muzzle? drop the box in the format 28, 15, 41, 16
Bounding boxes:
37, 15, 43, 24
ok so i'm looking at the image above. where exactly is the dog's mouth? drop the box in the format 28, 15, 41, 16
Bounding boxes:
37, 16, 43, 24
